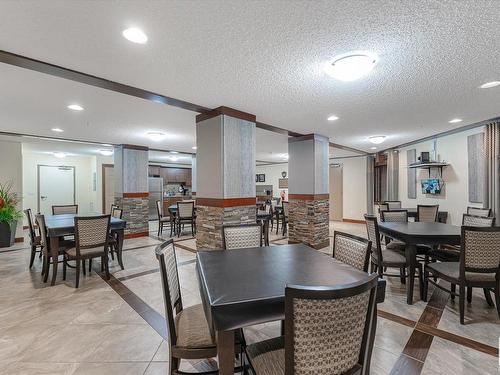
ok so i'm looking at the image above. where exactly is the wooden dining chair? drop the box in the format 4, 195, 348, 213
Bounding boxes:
52, 204, 78, 215
155, 239, 244, 374
424, 226, 500, 324
63, 215, 111, 288
380, 210, 408, 252
332, 231, 371, 272
385, 201, 402, 210
24, 208, 43, 268
223, 224, 262, 250
176, 201, 195, 237
416, 204, 439, 222
107, 207, 123, 264
466, 207, 492, 218
156, 200, 174, 237
281, 201, 289, 236
245, 274, 379, 375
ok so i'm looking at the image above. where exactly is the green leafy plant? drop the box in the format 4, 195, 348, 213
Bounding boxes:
0, 181, 22, 223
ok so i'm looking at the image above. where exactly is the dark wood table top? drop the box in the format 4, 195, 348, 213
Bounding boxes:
44, 213, 126, 237
378, 221, 461, 245
197, 244, 386, 331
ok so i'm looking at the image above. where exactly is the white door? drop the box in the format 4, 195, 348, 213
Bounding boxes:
329, 164, 343, 221
38, 165, 75, 214
102, 164, 115, 213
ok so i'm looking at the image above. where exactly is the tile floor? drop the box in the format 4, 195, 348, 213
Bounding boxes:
0, 221, 498, 374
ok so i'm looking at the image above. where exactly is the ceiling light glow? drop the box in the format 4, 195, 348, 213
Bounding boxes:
448, 118, 462, 123
370, 147, 377, 150
53, 152, 67, 158
327, 115, 339, 121
169, 156, 179, 162
170, 151, 179, 154
51, 128, 64, 132
369, 136, 386, 144
67, 104, 84, 111
479, 81, 500, 89
122, 27, 148, 44
99, 150, 114, 156
147, 132, 167, 142
325, 53, 378, 81
192, 146, 197, 150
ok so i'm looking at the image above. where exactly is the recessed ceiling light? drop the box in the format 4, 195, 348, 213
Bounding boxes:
99, 150, 114, 156
327, 115, 339, 121
67, 104, 84, 111
369, 136, 386, 144
169, 156, 179, 162
449, 118, 462, 123
170, 151, 179, 154
192, 146, 197, 150
122, 27, 148, 44
53, 152, 67, 158
102, 143, 112, 147
147, 132, 167, 142
325, 53, 378, 81
479, 81, 500, 89
370, 147, 377, 150
281, 153, 289, 160
51, 128, 64, 132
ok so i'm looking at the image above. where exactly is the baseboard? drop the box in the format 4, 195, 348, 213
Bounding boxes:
23, 225, 28, 230
342, 218, 366, 224
15, 237, 24, 243
124, 231, 149, 239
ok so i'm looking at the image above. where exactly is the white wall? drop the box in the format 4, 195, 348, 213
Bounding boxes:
398, 127, 485, 225
0, 140, 23, 238
256, 163, 288, 200
332, 156, 367, 221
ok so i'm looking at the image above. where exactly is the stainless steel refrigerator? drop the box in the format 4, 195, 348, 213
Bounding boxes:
148, 177, 164, 220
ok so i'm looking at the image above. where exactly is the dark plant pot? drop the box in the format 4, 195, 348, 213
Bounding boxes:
0, 220, 17, 248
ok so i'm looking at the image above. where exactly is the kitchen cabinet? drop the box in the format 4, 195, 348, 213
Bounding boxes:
148, 165, 161, 177
150, 166, 192, 185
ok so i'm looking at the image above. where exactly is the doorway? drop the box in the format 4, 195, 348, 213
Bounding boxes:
37, 165, 76, 214
329, 164, 343, 221
102, 164, 114, 213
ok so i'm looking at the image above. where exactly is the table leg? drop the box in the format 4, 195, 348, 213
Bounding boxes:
49, 236, 60, 286
264, 219, 270, 246
115, 229, 125, 270
217, 329, 235, 375
406, 244, 417, 304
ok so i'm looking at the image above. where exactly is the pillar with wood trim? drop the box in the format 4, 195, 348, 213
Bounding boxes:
195, 107, 256, 250
288, 134, 330, 249
113, 144, 150, 238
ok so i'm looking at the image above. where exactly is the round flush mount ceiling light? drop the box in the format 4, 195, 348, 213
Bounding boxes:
448, 118, 462, 123
53, 152, 67, 158
122, 27, 148, 44
99, 149, 114, 156
327, 115, 339, 121
51, 128, 64, 132
67, 104, 84, 111
325, 53, 378, 81
479, 81, 500, 89
369, 136, 386, 144
147, 132, 167, 142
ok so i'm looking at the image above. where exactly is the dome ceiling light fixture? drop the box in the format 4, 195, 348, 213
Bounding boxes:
448, 118, 462, 124
122, 27, 148, 44
327, 115, 339, 121
369, 136, 386, 144
147, 132, 167, 142
479, 81, 500, 89
325, 52, 378, 81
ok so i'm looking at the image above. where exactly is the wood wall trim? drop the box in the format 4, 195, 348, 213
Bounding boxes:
122, 144, 149, 151
15, 237, 24, 243
196, 106, 256, 123
342, 218, 366, 224
124, 231, 150, 239
288, 194, 329, 200
123, 192, 149, 198
196, 197, 257, 207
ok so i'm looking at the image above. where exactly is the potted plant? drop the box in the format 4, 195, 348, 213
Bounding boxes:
0, 181, 22, 247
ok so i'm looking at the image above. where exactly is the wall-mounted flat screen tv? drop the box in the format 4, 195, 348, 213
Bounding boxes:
421, 179, 441, 194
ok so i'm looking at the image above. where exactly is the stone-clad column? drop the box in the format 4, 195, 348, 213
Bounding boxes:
114, 144, 149, 237
288, 134, 330, 249
195, 107, 256, 250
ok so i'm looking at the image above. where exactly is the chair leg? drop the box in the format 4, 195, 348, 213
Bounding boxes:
170, 357, 179, 375
82, 259, 86, 276
467, 287, 472, 304
191, 219, 194, 237
75, 259, 80, 288
104, 254, 110, 280
459, 284, 465, 324
29, 245, 36, 268
451, 284, 456, 301
43, 256, 50, 283
89, 259, 92, 273
417, 264, 424, 301
400, 268, 406, 284
423, 266, 429, 302
101, 256, 104, 272
494, 284, 500, 319
483, 288, 494, 307
39, 248, 43, 258
377, 263, 383, 279
157, 221, 160, 236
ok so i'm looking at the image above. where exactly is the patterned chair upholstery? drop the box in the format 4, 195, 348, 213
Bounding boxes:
380, 210, 408, 251
246, 274, 379, 375
424, 226, 500, 324
24, 208, 42, 268
52, 204, 78, 215
332, 231, 371, 272
111, 207, 123, 219
386, 201, 402, 210
176, 201, 196, 237
155, 239, 243, 374
466, 207, 492, 218
223, 224, 262, 250
416, 205, 439, 222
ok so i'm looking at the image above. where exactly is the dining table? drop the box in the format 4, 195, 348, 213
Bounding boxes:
44, 213, 126, 285
197, 243, 386, 375
377, 221, 461, 304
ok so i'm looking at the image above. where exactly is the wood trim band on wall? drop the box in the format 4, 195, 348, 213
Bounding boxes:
196, 106, 256, 123
124, 231, 150, 239
288, 194, 329, 200
122, 144, 149, 151
342, 218, 366, 224
15, 237, 24, 243
196, 197, 257, 207
123, 192, 149, 198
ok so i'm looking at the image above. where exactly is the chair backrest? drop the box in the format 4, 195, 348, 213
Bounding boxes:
378, 203, 388, 213
156, 200, 163, 219
380, 209, 408, 223
110, 203, 118, 214
177, 201, 194, 219
74, 215, 110, 256
385, 201, 402, 210
460, 226, 500, 275
364, 214, 383, 263
24, 209, 37, 243
155, 239, 182, 346
222, 224, 262, 250
284, 274, 378, 375
462, 214, 495, 227
271, 199, 278, 210
332, 231, 371, 272
111, 207, 123, 219
283, 201, 289, 217
35, 214, 47, 248
466, 207, 492, 218
52, 204, 78, 215
417, 204, 439, 222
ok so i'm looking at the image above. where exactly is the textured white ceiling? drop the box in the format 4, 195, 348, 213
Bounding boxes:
0, 0, 499, 152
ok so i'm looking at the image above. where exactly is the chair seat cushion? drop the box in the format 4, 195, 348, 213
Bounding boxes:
174, 304, 216, 349
372, 249, 407, 265
386, 240, 405, 251
246, 336, 284, 375
427, 262, 497, 282
65, 246, 105, 258
427, 249, 460, 262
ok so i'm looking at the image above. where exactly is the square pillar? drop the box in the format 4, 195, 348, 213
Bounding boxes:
195, 107, 256, 250
191, 155, 197, 197
288, 134, 330, 249
114, 145, 149, 237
